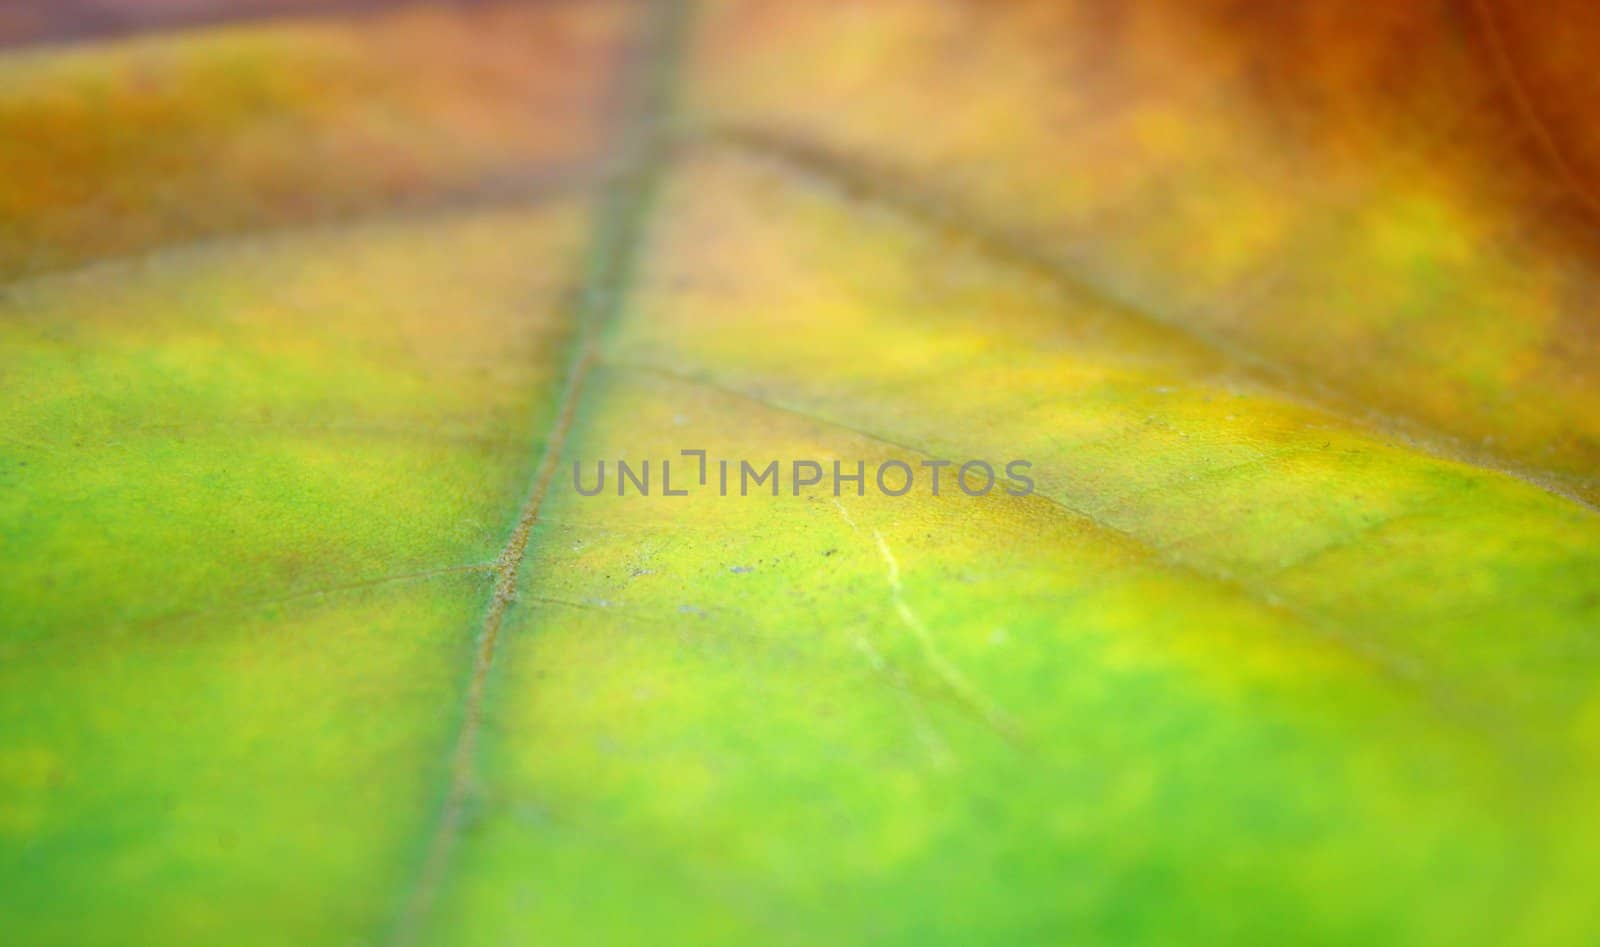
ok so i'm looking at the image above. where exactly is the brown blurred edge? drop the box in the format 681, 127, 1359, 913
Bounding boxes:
0, 0, 561, 50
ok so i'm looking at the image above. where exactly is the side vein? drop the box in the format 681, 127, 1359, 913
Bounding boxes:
698, 124, 1600, 515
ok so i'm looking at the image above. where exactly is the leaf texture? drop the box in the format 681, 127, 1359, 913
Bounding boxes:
2, 2, 1599, 945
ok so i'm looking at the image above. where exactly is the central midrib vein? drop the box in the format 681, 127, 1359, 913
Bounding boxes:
387, 0, 691, 942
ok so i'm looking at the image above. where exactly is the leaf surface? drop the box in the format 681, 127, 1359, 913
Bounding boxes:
2, 2, 1599, 946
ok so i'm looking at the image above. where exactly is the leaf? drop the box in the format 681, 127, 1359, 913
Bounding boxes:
1, 2, 1598, 946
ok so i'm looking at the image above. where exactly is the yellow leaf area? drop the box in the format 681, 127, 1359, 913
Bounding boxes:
694, 0, 1600, 500
2, 2, 1598, 946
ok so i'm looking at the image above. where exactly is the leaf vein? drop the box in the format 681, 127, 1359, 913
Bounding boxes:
386, 1, 691, 942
